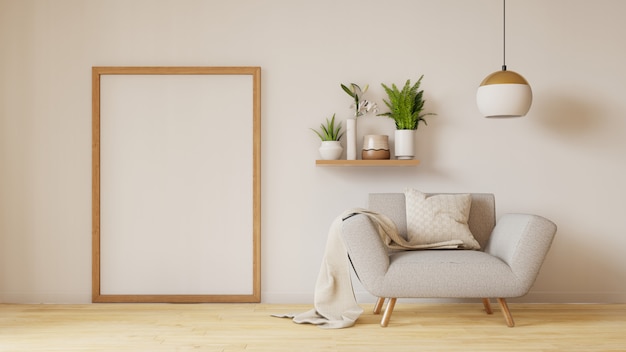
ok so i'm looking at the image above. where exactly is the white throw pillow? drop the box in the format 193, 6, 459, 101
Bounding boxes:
404, 188, 480, 250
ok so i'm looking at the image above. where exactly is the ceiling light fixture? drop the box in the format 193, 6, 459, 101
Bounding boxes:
476, 0, 532, 118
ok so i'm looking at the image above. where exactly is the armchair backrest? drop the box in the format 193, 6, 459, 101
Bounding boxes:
368, 193, 496, 250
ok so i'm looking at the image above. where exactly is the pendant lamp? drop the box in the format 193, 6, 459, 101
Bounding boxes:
476, 0, 532, 118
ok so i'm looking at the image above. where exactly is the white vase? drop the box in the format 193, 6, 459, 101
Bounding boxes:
319, 141, 343, 160
345, 118, 356, 160
394, 129, 416, 160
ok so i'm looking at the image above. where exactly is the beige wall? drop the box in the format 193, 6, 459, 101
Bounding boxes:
1, 0, 625, 303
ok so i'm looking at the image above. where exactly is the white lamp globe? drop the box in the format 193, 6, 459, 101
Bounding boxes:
476, 69, 532, 118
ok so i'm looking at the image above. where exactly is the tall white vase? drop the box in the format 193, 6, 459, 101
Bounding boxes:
394, 129, 416, 160
346, 118, 356, 160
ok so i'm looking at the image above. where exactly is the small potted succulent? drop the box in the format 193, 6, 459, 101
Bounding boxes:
378, 75, 435, 159
311, 114, 344, 160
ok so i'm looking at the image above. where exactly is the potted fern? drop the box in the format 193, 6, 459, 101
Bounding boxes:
311, 114, 344, 160
378, 75, 435, 159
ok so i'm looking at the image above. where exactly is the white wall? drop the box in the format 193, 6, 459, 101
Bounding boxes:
1, 0, 625, 304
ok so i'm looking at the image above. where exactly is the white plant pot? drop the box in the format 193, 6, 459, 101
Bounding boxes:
394, 129, 416, 160
319, 141, 343, 160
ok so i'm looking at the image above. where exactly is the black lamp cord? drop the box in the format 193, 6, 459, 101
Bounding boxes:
502, 0, 507, 71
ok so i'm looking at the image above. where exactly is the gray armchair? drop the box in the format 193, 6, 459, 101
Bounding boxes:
341, 193, 557, 327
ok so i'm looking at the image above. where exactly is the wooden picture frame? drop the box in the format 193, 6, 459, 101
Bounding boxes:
92, 66, 261, 303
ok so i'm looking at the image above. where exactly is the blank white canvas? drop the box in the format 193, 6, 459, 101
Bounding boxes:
99, 74, 253, 295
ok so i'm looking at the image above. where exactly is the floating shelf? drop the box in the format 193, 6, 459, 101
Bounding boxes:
315, 159, 420, 167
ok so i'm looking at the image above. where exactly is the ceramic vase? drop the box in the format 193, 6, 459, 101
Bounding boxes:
362, 135, 390, 160
319, 141, 343, 160
346, 118, 356, 160
394, 129, 415, 160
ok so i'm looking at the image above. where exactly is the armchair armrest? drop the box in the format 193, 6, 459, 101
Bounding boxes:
341, 213, 390, 288
485, 213, 557, 293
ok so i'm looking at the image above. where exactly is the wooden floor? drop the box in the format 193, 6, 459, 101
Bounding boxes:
1, 303, 625, 351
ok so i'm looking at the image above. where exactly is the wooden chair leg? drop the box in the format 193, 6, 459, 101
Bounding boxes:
497, 298, 515, 327
373, 297, 385, 314
482, 298, 493, 315
380, 298, 397, 327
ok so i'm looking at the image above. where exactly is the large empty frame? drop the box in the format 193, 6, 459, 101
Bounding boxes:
92, 66, 261, 303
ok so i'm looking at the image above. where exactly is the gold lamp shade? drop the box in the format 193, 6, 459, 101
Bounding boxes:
476, 69, 532, 118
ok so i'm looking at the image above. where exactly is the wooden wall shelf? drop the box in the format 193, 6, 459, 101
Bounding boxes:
315, 159, 420, 167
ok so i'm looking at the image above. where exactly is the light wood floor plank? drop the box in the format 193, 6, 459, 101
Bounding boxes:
1, 303, 625, 351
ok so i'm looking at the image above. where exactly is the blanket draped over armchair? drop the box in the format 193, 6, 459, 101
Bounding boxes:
275, 208, 467, 329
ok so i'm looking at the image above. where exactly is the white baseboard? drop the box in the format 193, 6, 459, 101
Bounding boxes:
510, 291, 626, 304
0, 292, 92, 304
3, 290, 624, 305
260, 290, 626, 305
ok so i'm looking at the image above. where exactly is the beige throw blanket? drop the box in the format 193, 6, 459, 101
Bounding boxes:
276, 208, 462, 329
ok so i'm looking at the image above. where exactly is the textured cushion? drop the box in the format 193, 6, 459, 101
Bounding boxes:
379, 250, 522, 298
405, 188, 480, 250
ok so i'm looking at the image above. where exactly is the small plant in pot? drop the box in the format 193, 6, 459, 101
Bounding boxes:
311, 114, 344, 160
378, 75, 435, 159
